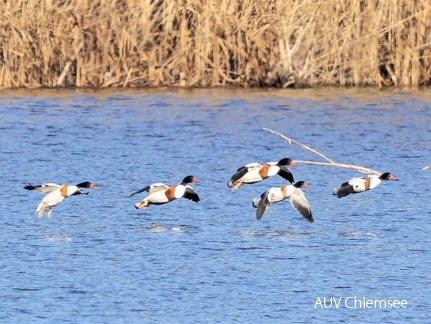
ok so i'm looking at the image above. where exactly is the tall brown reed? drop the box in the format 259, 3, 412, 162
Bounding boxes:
1, 0, 430, 88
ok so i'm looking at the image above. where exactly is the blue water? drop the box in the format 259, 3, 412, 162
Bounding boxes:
0, 88, 430, 323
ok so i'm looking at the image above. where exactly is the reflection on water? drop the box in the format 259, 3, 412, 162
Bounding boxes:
235, 230, 312, 238
0, 88, 430, 322
338, 231, 378, 238
139, 224, 192, 232
42, 233, 74, 241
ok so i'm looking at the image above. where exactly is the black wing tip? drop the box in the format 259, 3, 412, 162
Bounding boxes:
72, 191, 89, 196
129, 186, 150, 197
230, 167, 249, 184
256, 208, 263, 220
297, 206, 314, 223
332, 190, 339, 198
278, 169, 295, 183
255, 197, 269, 221
24, 183, 35, 190
256, 202, 268, 220
307, 214, 314, 223
183, 190, 200, 203
332, 186, 352, 198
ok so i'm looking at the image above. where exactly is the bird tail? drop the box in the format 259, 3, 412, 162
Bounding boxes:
252, 197, 260, 208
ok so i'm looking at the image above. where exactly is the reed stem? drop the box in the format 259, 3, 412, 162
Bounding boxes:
1, 0, 430, 88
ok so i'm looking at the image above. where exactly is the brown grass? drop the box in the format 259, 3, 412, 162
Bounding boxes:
1, 0, 431, 88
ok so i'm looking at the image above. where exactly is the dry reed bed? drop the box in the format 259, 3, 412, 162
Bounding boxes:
1, 0, 430, 88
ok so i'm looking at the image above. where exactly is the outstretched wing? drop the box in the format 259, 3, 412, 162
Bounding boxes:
238, 162, 261, 172
229, 163, 262, 184
129, 186, 150, 197
24, 183, 61, 195
129, 183, 169, 197
333, 183, 354, 198
183, 186, 200, 203
71, 190, 88, 196
333, 177, 365, 198
277, 166, 295, 183
256, 191, 271, 220
289, 189, 313, 222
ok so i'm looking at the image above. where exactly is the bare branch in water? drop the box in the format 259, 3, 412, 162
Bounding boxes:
263, 128, 381, 175
294, 160, 381, 174
263, 128, 335, 163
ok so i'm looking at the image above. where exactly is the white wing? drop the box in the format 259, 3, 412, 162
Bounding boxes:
288, 189, 313, 222
148, 183, 170, 193
265, 161, 277, 166
243, 162, 262, 170
24, 183, 61, 195
130, 182, 169, 197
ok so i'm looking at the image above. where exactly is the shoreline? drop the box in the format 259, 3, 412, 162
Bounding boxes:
2, 86, 431, 103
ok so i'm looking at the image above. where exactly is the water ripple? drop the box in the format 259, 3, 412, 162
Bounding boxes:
0, 89, 429, 323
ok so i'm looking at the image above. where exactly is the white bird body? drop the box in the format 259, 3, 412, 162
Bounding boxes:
227, 158, 296, 190
131, 176, 200, 209
234, 163, 264, 183
36, 185, 68, 218
252, 181, 313, 223
25, 182, 96, 218
333, 172, 397, 198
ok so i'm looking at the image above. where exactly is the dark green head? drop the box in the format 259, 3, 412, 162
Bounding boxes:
277, 158, 296, 167
181, 175, 199, 185
293, 181, 309, 189
76, 181, 96, 189
379, 173, 397, 181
